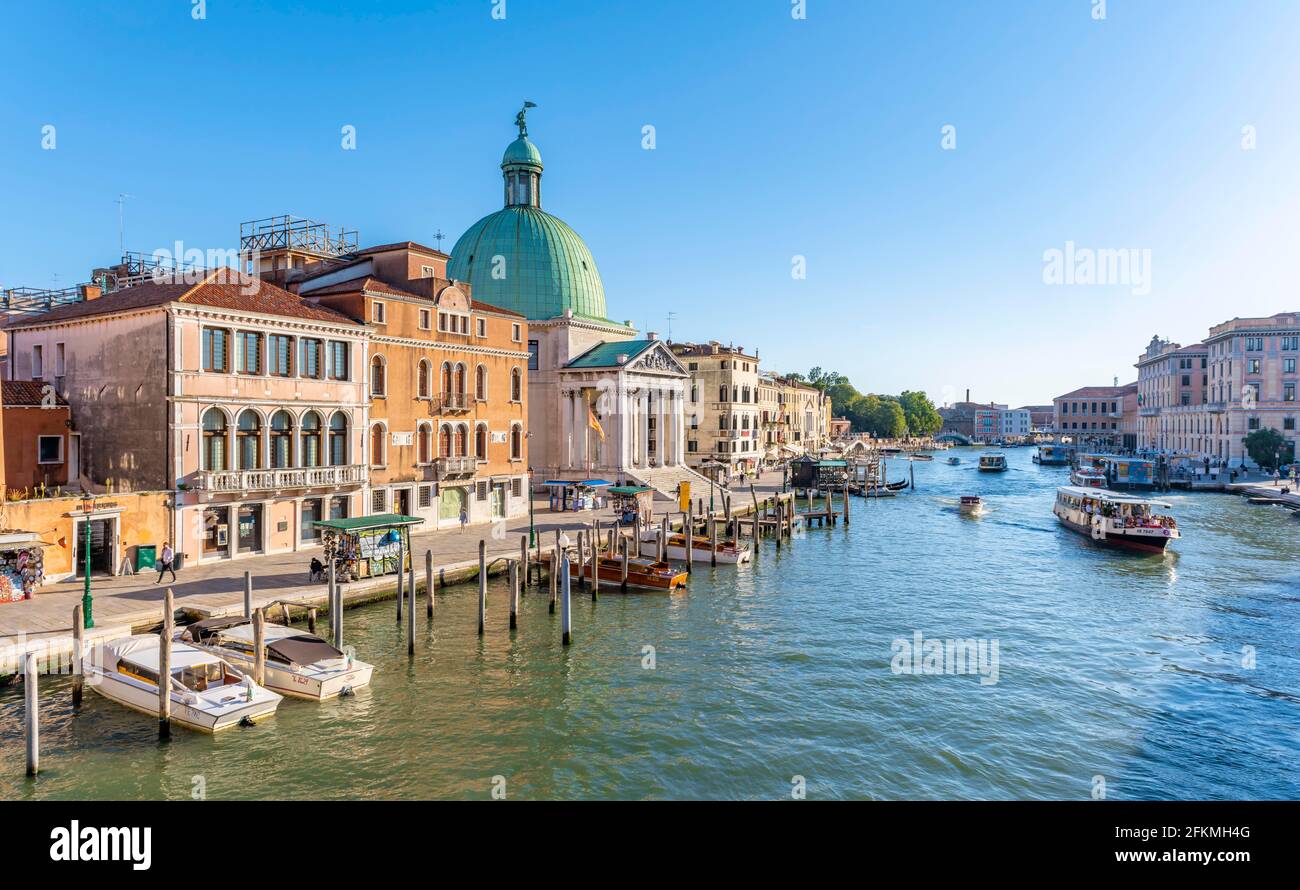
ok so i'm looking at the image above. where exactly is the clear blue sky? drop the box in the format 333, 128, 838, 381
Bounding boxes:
2, 0, 1298, 407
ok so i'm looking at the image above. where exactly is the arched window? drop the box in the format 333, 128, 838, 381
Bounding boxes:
270, 410, 293, 468
510, 424, 522, 460
417, 359, 431, 400
328, 412, 348, 465
453, 363, 466, 396
370, 423, 386, 467
510, 367, 522, 402
301, 411, 323, 468
370, 355, 386, 397
475, 423, 488, 458
439, 423, 453, 458
417, 423, 433, 464
441, 362, 453, 394
719, 385, 728, 402
475, 364, 487, 401
202, 408, 228, 472
455, 423, 468, 457
237, 410, 262, 470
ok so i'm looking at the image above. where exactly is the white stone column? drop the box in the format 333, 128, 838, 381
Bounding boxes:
641, 390, 651, 466
563, 390, 574, 469
656, 385, 665, 466
663, 390, 674, 466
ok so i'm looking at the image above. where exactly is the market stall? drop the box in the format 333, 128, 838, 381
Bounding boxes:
314, 514, 424, 583
607, 485, 654, 525
0, 531, 49, 603
543, 479, 613, 512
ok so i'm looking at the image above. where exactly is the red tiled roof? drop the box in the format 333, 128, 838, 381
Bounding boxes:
1, 380, 68, 407
5, 269, 362, 328
306, 276, 526, 319
1055, 383, 1138, 400
356, 241, 447, 258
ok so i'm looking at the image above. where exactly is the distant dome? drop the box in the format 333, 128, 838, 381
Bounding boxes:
449, 111, 607, 321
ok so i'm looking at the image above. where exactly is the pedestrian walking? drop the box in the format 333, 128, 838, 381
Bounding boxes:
155, 541, 177, 584
459, 505, 469, 533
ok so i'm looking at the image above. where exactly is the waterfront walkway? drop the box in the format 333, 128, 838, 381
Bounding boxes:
1, 476, 789, 656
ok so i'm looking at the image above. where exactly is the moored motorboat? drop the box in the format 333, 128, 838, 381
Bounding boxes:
978, 453, 1008, 472
637, 531, 752, 564
1069, 466, 1106, 488
570, 554, 688, 590
83, 635, 281, 732
178, 617, 373, 700
1052, 486, 1180, 552
959, 495, 984, 516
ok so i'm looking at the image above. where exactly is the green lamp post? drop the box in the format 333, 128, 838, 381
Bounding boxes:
80, 494, 94, 629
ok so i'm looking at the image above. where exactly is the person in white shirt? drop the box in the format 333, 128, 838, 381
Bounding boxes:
155, 542, 177, 584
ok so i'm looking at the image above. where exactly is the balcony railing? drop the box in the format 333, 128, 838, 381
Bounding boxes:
436, 392, 470, 413
434, 456, 476, 480
198, 464, 367, 493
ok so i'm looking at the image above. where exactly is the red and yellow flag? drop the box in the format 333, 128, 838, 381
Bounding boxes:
588, 406, 605, 441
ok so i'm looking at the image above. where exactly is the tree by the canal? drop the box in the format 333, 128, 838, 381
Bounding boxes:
1243, 428, 1294, 470
897, 390, 943, 437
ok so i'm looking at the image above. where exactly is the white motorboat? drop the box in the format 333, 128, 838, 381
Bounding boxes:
83, 635, 281, 732
958, 495, 984, 516
1069, 466, 1107, 488
638, 530, 753, 564
178, 617, 372, 701
978, 453, 1008, 472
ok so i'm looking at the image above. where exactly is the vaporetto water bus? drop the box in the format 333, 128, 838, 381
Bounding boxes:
978, 453, 1008, 472
1033, 444, 1073, 465
1053, 486, 1180, 553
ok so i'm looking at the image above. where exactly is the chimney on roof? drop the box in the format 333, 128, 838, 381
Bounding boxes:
648, 331, 659, 341
965, 388, 970, 403
79, 283, 102, 301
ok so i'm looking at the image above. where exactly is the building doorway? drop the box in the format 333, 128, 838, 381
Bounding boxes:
393, 488, 411, 517
75, 517, 115, 578
490, 482, 507, 520
237, 505, 263, 554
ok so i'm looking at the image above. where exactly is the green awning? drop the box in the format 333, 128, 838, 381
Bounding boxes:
608, 486, 652, 496
314, 514, 425, 533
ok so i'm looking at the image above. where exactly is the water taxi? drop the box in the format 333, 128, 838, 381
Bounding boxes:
959, 495, 984, 516
178, 617, 372, 701
978, 453, 1008, 472
1069, 466, 1107, 488
947, 457, 961, 465
83, 635, 282, 732
1053, 486, 1180, 552
570, 554, 688, 591
638, 530, 752, 564
1033, 444, 1073, 465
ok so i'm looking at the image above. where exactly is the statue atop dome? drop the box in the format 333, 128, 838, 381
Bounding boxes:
515, 101, 537, 138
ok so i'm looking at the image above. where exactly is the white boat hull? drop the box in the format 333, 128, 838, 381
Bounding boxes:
84, 663, 280, 732
637, 532, 751, 564
215, 650, 374, 700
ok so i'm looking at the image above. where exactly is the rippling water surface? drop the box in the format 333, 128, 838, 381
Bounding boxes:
4, 448, 1298, 800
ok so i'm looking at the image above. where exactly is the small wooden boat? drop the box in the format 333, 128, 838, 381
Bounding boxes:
179, 617, 373, 701
959, 495, 984, 516
83, 635, 281, 732
570, 554, 688, 590
638, 531, 752, 564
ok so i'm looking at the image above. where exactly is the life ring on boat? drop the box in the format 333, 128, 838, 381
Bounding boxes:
1091, 514, 1106, 541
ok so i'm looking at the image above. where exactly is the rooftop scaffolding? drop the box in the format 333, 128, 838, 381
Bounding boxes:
239, 215, 358, 261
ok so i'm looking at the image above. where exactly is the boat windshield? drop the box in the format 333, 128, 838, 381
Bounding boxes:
177, 661, 227, 691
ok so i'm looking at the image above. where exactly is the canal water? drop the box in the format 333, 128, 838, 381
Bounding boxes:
3, 447, 1298, 800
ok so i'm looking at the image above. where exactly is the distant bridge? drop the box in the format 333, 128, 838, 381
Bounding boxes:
935, 432, 973, 445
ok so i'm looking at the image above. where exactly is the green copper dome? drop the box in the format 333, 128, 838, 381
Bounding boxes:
502, 136, 542, 169
448, 106, 608, 322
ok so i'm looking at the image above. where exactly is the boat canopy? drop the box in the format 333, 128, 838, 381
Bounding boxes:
1057, 485, 1171, 507
198, 622, 343, 665
103, 635, 223, 671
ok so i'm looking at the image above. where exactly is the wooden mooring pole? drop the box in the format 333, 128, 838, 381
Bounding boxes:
243, 570, 253, 618
591, 527, 601, 602
684, 507, 693, 571
25, 653, 39, 776
478, 539, 487, 636
159, 588, 173, 739
620, 537, 629, 592
71, 603, 84, 706
709, 515, 718, 567
307, 608, 317, 635
330, 558, 342, 650
549, 548, 558, 614
426, 549, 435, 619
396, 544, 405, 624
253, 607, 266, 687
520, 535, 529, 590
560, 553, 573, 646
509, 560, 520, 629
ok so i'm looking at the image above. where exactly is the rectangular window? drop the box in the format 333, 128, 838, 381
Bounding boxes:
38, 435, 63, 464
268, 334, 293, 376
202, 328, 229, 372
237, 332, 262, 374
1286, 384, 1296, 402
300, 339, 322, 378
476, 317, 486, 337
476, 480, 488, 501
31, 344, 43, 378
1286, 359, 1297, 374
512, 323, 521, 342
1248, 359, 1261, 374
372, 301, 386, 324
328, 342, 349, 380
301, 499, 323, 541
55, 343, 65, 376
1248, 417, 1261, 431
460, 316, 469, 334
511, 478, 522, 499
1285, 417, 1296, 431
420, 265, 435, 278
528, 340, 539, 371
419, 309, 431, 330
371, 489, 387, 513
418, 485, 433, 509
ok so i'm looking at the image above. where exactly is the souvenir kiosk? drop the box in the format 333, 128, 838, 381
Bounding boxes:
314, 514, 424, 583
543, 479, 613, 513
0, 531, 48, 603
608, 485, 654, 525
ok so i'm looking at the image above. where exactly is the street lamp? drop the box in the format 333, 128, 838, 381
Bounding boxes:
80, 493, 94, 629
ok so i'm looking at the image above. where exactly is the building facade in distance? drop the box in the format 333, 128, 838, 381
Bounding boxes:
1053, 383, 1139, 451
672, 341, 762, 478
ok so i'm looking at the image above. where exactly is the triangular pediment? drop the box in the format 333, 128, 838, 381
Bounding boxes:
626, 341, 689, 376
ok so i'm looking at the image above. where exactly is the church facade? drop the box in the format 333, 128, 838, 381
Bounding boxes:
448, 107, 707, 497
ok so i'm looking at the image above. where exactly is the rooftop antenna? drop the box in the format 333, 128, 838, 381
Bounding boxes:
116, 193, 133, 258
666, 311, 677, 341
434, 228, 446, 252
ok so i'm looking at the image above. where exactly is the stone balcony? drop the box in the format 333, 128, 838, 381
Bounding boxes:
434, 456, 476, 480
435, 392, 470, 413
197, 464, 367, 494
